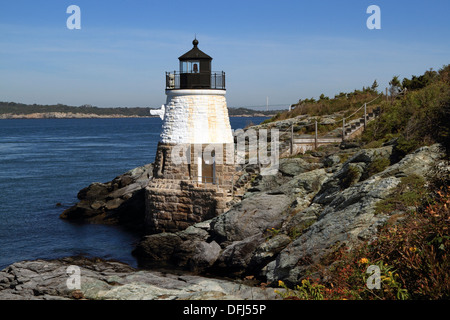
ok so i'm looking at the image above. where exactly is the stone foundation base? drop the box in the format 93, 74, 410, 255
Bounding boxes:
153, 142, 236, 189
144, 178, 231, 234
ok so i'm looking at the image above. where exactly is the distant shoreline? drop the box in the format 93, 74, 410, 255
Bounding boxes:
0, 113, 148, 119
0, 113, 274, 119
0, 102, 277, 119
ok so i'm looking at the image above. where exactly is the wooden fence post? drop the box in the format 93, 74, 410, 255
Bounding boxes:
290, 124, 293, 155
364, 103, 367, 130
315, 120, 318, 149
342, 118, 345, 141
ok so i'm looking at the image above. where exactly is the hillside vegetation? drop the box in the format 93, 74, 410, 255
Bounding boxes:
265, 65, 450, 158
273, 64, 450, 300
361, 65, 450, 159
268, 81, 381, 122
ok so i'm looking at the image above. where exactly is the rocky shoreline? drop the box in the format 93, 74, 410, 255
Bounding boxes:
0, 256, 278, 300
59, 163, 154, 232
1, 115, 446, 299
133, 144, 444, 285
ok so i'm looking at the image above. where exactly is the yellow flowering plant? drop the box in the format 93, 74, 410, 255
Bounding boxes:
275, 278, 325, 300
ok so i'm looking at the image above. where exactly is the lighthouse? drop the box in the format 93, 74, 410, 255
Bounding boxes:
151, 39, 234, 185
146, 39, 236, 233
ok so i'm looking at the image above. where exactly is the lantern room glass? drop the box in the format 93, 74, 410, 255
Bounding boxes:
180, 61, 200, 73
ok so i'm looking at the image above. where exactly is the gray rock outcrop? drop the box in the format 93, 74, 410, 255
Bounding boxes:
53, 132, 444, 292
133, 158, 331, 276
134, 191, 294, 275
60, 164, 153, 231
0, 257, 279, 300
264, 144, 443, 284
133, 144, 444, 286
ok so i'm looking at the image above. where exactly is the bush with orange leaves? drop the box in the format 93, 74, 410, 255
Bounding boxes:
277, 186, 449, 300
374, 186, 449, 299
326, 186, 449, 299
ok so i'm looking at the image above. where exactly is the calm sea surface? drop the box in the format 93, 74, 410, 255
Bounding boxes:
0, 117, 268, 269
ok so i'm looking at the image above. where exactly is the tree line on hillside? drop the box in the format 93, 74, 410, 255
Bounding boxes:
261, 64, 449, 159
265, 65, 449, 148
363, 64, 450, 159
0, 102, 272, 117
267, 80, 382, 123
0, 102, 152, 117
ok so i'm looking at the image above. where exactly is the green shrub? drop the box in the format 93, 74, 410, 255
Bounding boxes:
288, 219, 316, 240
275, 279, 325, 300
340, 165, 361, 189
362, 70, 450, 159
260, 117, 274, 125
393, 136, 421, 160
375, 174, 427, 215
363, 140, 384, 149
366, 157, 390, 177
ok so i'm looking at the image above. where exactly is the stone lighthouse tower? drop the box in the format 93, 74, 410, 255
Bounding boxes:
145, 39, 236, 233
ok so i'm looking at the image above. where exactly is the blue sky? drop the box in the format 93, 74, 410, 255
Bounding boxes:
0, 0, 449, 109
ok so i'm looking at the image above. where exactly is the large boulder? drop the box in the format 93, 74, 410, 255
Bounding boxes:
278, 158, 320, 177
313, 146, 393, 205
133, 232, 183, 262
210, 192, 291, 242
60, 163, 153, 231
134, 192, 292, 274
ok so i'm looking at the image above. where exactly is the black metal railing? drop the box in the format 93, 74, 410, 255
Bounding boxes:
165, 71, 225, 90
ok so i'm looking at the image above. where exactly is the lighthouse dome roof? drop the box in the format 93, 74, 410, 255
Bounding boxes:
178, 38, 212, 61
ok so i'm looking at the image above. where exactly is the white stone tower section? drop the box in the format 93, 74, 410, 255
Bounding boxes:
158, 89, 233, 145
152, 38, 233, 145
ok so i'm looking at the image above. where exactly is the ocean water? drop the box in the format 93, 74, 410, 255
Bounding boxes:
0, 116, 268, 269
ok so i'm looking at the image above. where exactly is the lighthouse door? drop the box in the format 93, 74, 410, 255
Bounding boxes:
202, 161, 214, 184
200, 150, 215, 184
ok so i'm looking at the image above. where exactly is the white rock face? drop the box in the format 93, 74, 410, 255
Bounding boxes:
160, 89, 233, 144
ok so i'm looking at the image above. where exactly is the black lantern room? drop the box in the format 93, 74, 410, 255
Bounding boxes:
166, 39, 225, 90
